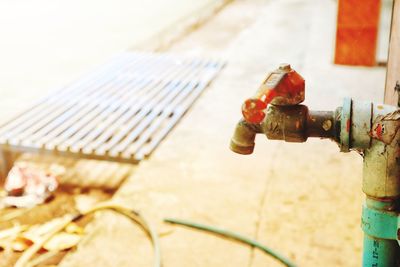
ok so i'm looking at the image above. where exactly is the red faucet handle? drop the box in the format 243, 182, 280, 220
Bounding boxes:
241, 64, 305, 124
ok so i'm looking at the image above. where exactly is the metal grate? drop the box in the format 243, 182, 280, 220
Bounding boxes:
0, 52, 224, 163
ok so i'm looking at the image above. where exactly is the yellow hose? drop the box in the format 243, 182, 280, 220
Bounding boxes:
14, 203, 161, 267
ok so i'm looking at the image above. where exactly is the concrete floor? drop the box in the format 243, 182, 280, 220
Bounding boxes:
0, 0, 223, 119
58, 0, 388, 267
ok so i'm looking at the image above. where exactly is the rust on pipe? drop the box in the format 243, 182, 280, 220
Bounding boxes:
307, 110, 336, 139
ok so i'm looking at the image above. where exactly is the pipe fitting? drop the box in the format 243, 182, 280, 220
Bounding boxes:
339, 98, 373, 152
363, 103, 400, 199
230, 119, 262, 155
263, 105, 308, 142
262, 105, 337, 143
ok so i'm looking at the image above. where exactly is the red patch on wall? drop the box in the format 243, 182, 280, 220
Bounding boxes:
334, 0, 380, 66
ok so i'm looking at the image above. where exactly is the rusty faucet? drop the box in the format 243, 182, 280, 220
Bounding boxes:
230, 64, 339, 154
230, 64, 400, 266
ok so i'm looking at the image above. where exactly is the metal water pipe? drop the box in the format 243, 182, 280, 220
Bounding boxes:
230, 64, 400, 266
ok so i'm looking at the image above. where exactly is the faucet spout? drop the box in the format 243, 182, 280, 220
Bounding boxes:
230, 119, 263, 155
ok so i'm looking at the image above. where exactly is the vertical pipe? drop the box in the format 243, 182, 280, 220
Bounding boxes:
362, 198, 400, 267
362, 234, 399, 267
384, 0, 400, 106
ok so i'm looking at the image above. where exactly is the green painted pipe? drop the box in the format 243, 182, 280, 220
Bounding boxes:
362, 198, 400, 267
362, 234, 399, 267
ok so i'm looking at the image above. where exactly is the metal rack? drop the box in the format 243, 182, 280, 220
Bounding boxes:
0, 52, 224, 173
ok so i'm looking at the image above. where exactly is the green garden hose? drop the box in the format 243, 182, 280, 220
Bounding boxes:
164, 218, 297, 267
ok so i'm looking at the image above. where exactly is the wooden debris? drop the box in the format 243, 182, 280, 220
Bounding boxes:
11, 237, 32, 252
43, 232, 81, 251
65, 223, 84, 235
0, 217, 84, 254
